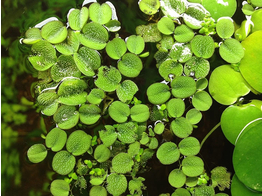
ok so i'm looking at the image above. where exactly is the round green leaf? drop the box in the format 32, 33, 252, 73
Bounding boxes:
37, 92, 59, 116
147, 83, 171, 104
239, 30, 262, 93
105, 20, 121, 32
117, 122, 138, 144
183, 4, 208, 29
52, 150, 76, 175
138, 0, 160, 15
157, 34, 175, 50
186, 108, 202, 124
219, 38, 244, 63
99, 125, 117, 147
66, 130, 92, 156
116, 80, 138, 103
95, 66, 122, 92
171, 117, 193, 138
108, 101, 130, 123
106, 38, 127, 60
174, 24, 194, 43
172, 188, 191, 196
53, 105, 80, 130
68, 7, 89, 30
171, 76, 196, 98
156, 142, 180, 165
216, 17, 234, 39
154, 122, 165, 135
87, 88, 105, 105
194, 185, 215, 196
149, 137, 159, 149
136, 23, 162, 42
192, 91, 213, 111
233, 119, 262, 191
90, 174, 107, 186
169, 43, 192, 63
184, 56, 210, 79
168, 169, 186, 188
202, 0, 237, 21
28, 40, 57, 71
182, 156, 204, 177
209, 65, 250, 105
51, 55, 81, 82
45, 128, 67, 152
157, 16, 175, 35
166, 98, 185, 118
179, 137, 200, 156
158, 59, 183, 82
79, 104, 101, 125
89, 2, 112, 25
41, 21, 67, 44
112, 153, 134, 173
55, 30, 80, 55
50, 180, 70, 196
74, 46, 101, 77
160, 0, 187, 19
191, 35, 215, 59
23, 28, 42, 44
221, 104, 262, 145
27, 144, 47, 163
94, 144, 111, 163
58, 78, 87, 106
126, 35, 145, 54
80, 22, 108, 50
196, 78, 208, 90
106, 173, 127, 196
186, 177, 198, 187
117, 53, 143, 77
130, 104, 150, 122
89, 186, 107, 196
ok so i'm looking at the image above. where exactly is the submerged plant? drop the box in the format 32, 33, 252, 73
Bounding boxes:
22, 0, 262, 195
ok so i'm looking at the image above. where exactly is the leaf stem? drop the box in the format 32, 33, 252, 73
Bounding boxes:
200, 122, 221, 149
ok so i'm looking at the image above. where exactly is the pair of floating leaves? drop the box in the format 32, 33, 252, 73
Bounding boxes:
68, 7, 88, 30
89, 2, 112, 25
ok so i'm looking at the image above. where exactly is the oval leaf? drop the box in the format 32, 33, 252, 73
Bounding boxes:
116, 80, 138, 103
89, 2, 112, 24
182, 156, 204, 177
41, 21, 68, 44
219, 38, 244, 63
79, 104, 101, 125
147, 83, 171, 104
68, 7, 89, 30
156, 142, 180, 165
126, 35, 145, 54
50, 180, 70, 196
171, 76, 196, 98
27, 144, 47, 163
106, 37, 127, 60
112, 153, 134, 173
52, 150, 76, 175
108, 101, 130, 123
117, 53, 143, 77
45, 128, 67, 152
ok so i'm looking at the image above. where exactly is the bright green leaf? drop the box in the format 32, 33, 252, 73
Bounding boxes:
117, 53, 143, 77
171, 117, 193, 138
182, 156, 204, 177
112, 153, 134, 173
41, 21, 67, 44
68, 7, 89, 30
219, 38, 244, 63
27, 144, 48, 163
126, 35, 145, 54
79, 104, 101, 125
94, 144, 111, 163
106, 38, 127, 60
156, 142, 180, 165
191, 35, 215, 59
116, 80, 138, 103
50, 180, 70, 196
147, 83, 171, 104
171, 76, 196, 98
89, 2, 112, 25
45, 128, 67, 152
52, 150, 76, 175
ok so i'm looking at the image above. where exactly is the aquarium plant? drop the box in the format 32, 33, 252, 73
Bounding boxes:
22, 0, 262, 195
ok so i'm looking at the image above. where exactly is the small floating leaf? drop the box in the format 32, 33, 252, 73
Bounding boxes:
106, 173, 127, 195
89, 186, 107, 196
45, 128, 67, 152
216, 17, 234, 39
182, 156, 204, 177
196, 78, 208, 90
58, 78, 87, 106
23, 28, 42, 44
192, 91, 213, 111
108, 101, 130, 123
172, 188, 191, 196
168, 169, 186, 188
112, 153, 134, 173
51, 55, 81, 82
27, 144, 47, 163
191, 35, 215, 59
37, 92, 59, 116
50, 180, 70, 196
68, 7, 89, 30
130, 104, 150, 122
156, 142, 180, 165
28, 40, 57, 71
158, 59, 183, 81
184, 56, 210, 79
174, 24, 194, 43
74, 46, 101, 77
138, 0, 160, 15
105, 20, 121, 32
106, 37, 127, 60
41, 21, 68, 44
117, 122, 138, 144
166, 98, 185, 118
178, 137, 200, 156
66, 130, 92, 156
219, 38, 244, 63
136, 23, 162, 42
95, 66, 122, 92
116, 80, 138, 103
87, 88, 105, 105
169, 43, 192, 63
80, 22, 108, 50
171, 76, 196, 98
126, 35, 145, 54
99, 125, 117, 147
171, 117, 193, 138
160, 0, 187, 19
53, 105, 80, 130
79, 104, 101, 125
147, 83, 171, 104
55, 30, 80, 55
183, 4, 208, 29
186, 108, 202, 124
194, 185, 215, 196
117, 53, 143, 77
89, 2, 112, 25
94, 144, 111, 163
52, 150, 76, 175
157, 16, 175, 35
154, 122, 165, 135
